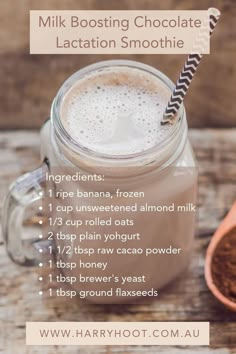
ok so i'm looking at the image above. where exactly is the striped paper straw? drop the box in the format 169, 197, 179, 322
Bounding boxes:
161, 8, 221, 125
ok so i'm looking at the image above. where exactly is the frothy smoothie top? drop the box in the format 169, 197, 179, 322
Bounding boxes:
60, 66, 172, 156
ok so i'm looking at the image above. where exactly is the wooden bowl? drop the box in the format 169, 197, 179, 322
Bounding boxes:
205, 202, 236, 312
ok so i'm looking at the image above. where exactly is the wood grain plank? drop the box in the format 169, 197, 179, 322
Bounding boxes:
0, 129, 236, 353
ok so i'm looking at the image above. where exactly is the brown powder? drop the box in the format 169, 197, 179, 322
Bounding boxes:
211, 227, 236, 303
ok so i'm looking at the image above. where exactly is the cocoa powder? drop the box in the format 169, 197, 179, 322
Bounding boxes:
211, 227, 236, 303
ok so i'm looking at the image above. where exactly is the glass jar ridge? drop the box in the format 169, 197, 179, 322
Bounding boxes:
50, 60, 188, 176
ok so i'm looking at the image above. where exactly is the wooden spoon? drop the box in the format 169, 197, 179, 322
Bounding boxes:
205, 202, 236, 311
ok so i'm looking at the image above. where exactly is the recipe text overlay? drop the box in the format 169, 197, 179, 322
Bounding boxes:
30, 10, 210, 54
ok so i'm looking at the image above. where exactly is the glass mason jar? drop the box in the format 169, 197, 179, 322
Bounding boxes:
2, 60, 197, 304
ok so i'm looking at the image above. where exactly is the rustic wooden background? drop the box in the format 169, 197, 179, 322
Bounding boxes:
0, 0, 235, 129
1, 130, 236, 353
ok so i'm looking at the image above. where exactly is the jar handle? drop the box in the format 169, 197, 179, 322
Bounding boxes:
2, 160, 50, 266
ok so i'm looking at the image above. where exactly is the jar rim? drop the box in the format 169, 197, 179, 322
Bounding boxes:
51, 59, 186, 165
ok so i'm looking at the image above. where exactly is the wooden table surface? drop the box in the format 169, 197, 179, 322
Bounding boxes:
0, 129, 236, 354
